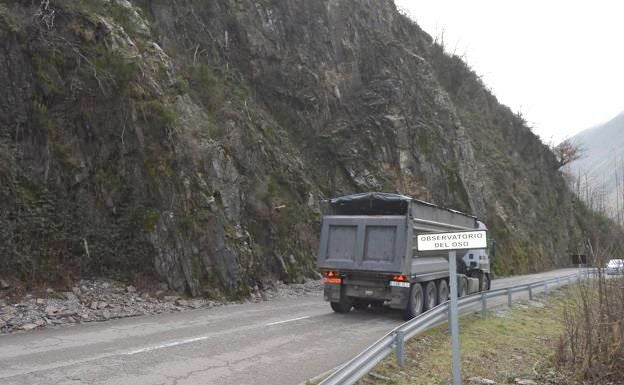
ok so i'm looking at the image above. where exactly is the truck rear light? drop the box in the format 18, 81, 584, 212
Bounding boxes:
390, 275, 410, 288
323, 271, 341, 284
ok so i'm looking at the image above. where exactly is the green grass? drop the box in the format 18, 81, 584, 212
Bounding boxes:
355, 291, 572, 385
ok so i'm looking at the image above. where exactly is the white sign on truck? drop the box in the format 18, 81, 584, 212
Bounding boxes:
417, 230, 487, 251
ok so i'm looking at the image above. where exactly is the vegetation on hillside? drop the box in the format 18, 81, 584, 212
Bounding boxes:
0, 0, 620, 295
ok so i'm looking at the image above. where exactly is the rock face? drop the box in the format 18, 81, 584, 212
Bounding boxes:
0, 0, 612, 296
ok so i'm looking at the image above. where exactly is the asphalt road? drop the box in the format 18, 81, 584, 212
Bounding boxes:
0, 268, 581, 385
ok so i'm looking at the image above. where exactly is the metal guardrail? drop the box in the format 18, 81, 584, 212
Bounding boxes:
319, 270, 593, 385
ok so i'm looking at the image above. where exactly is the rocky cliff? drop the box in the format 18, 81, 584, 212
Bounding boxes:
0, 0, 607, 296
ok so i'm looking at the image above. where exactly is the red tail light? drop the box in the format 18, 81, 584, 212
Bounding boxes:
392, 275, 407, 281
323, 271, 341, 284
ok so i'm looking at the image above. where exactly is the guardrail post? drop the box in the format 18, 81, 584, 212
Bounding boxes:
556, 277, 560, 287
395, 330, 405, 368
481, 292, 487, 318
507, 288, 512, 308
544, 282, 548, 296
567, 276, 571, 286
528, 285, 533, 301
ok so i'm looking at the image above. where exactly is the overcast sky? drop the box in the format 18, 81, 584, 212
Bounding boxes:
394, 0, 624, 144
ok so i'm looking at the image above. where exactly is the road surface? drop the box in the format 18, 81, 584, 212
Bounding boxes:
0, 268, 581, 385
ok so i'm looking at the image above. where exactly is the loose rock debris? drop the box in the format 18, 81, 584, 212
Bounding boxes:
0, 278, 322, 334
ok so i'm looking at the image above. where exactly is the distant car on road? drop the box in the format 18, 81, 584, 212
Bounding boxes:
606, 259, 624, 275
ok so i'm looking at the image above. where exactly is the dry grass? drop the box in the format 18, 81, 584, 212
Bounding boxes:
555, 267, 624, 384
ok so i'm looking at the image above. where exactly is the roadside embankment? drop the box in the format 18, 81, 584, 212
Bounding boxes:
357, 288, 577, 385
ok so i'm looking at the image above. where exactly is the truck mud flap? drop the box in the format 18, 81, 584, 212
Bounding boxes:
466, 276, 480, 294
388, 285, 410, 309
324, 283, 342, 302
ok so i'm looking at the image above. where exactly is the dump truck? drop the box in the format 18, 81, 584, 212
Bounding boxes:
318, 192, 491, 320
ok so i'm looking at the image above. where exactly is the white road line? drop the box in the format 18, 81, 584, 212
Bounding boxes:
125, 315, 313, 355
126, 336, 210, 355
266, 316, 311, 326
126, 315, 313, 355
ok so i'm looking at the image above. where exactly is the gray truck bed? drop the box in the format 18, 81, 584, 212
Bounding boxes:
318, 215, 406, 272
318, 193, 479, 276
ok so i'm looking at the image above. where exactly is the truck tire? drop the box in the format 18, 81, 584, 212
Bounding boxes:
403, 283, 424, 320
483, 273, 491, 290
458, 278, 467, 297
474, 271, 489, 292
437, 279, 449, 303
423, 281, 438, 310
330, 296, 352, 313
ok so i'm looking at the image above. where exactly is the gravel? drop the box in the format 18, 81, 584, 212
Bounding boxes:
0, 278, 322, 334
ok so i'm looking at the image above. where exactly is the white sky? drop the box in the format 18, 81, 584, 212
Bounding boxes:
394, 0, 624, 144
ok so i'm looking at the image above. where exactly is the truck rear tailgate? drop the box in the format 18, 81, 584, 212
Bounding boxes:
317, 215, 406, 272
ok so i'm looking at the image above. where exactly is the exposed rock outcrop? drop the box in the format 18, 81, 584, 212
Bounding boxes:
0, 0, 613, 296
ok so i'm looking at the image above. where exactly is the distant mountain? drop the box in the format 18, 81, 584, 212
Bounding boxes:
568, 112, 624, 219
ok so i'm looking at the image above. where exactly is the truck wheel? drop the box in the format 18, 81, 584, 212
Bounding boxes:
330, 296, 352, 313
459, 278, 467, 297
437, 279, 449, 303
476, 271, 490, 292
403, 283, 424, 320
483, 273, 491, 291
423, 281, 438, 310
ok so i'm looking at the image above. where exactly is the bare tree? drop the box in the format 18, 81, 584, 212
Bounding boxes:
553, 139, 583, 169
